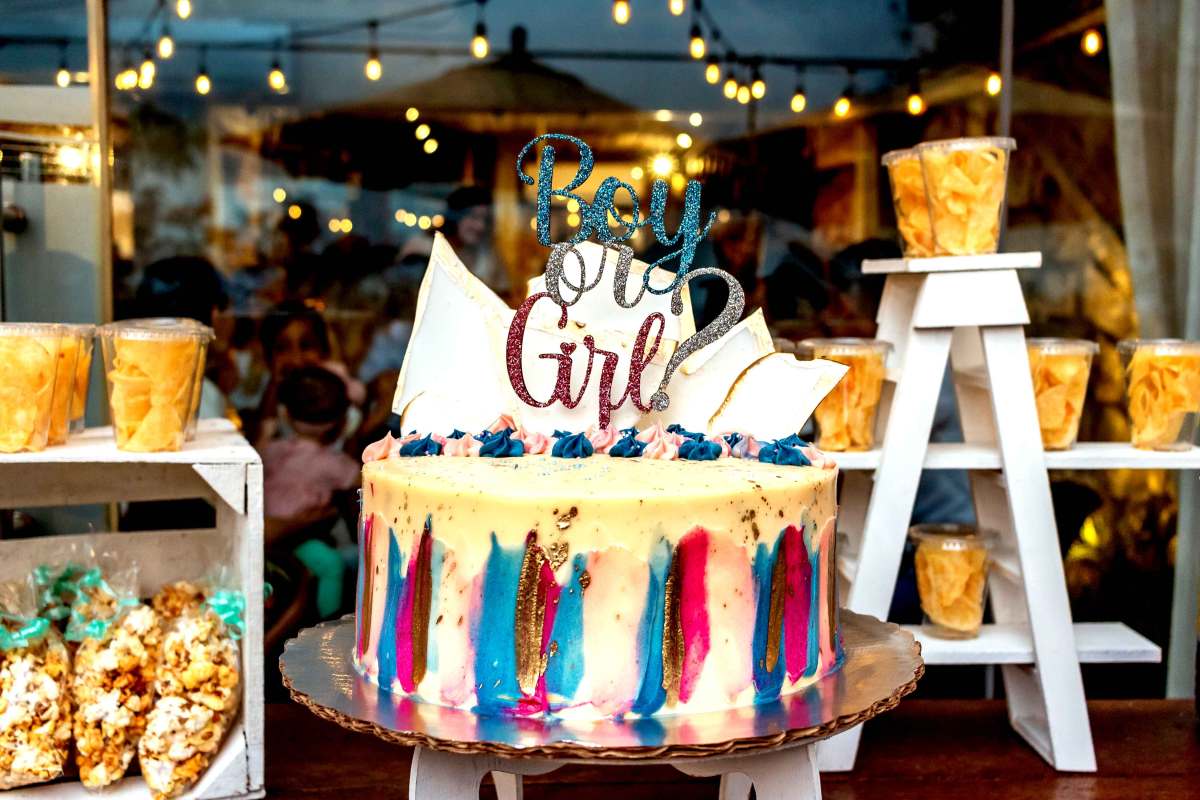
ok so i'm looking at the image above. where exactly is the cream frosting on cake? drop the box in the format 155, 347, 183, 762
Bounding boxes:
354, 427, 840, 718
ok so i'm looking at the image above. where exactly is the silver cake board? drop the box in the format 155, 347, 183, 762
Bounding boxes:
281, 611, 922, 800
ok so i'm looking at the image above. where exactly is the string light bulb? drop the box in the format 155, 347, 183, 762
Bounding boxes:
195, 48, 211, 95
364, 21, 382, 80
1081, 27, 1103, 56
405, 107, 419, 122
138, 51, 156, 90
668, 0, 685, 15
736, 84, 750, 104
471, 22, 489, 59
689, 111, 702, 126
676, 132, 693, 149
157, 26, 175, 60
722, 71, 737, 99
906, 74, 924, 115
705, 56, 720, 84
689, 25, 706, 60
115, 58, 136, 91
55, 46, 70, 88
650, 153, 674, 177
612, 0, 630, 25
415, 123, 431, 140
790, 84, 807, 113
423, 138, 438, 154
986, 71, 1002, 96
750, 69, 765, 100
175, 0, 191, 20
833, 95, 851, 118
268, 59, 286, 92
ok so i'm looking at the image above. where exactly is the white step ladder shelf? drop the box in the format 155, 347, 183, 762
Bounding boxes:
816, 250, 1161, 776
0, 418, 265, 800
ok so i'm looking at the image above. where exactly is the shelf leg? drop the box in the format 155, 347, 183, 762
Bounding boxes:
408, 747, 558, 800
1167, 470, 1199, 698
980, 324, 1096, 771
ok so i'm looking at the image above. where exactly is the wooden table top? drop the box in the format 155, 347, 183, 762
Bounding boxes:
266, 699, 1199, 798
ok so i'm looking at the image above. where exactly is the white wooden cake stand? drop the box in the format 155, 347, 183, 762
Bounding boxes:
281, 611, 922, 800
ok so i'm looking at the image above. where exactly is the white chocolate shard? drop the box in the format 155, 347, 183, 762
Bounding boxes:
709, 353, 849, 440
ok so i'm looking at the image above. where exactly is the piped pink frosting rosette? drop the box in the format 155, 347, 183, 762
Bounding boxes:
443, 435, 482, 457
488, 413, 519, 434
513, 427, 551, 455
586, 424, 621, 454
732, 434, 761, 460
362, 431, 422, 462
637, 423, 683, 460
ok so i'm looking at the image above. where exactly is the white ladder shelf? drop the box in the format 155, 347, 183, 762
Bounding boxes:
816, 251, 1168, 774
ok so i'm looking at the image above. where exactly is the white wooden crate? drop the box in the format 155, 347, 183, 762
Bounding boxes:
0, 419, 264, 800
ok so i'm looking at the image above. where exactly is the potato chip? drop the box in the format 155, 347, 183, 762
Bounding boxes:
802, 339, 889, 451
916, 138, 1015, 256
68, 327, 96, 433
914, 538, 989, 635
1120, 339, 1200, 450
0, 328, 60, 453
883, 150, 935, 257
46, 337, 80, 445
1028, 339, 1096, 450
101, 325, 204, 452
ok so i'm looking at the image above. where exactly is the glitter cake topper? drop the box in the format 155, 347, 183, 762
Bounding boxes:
510, 134, 742, 425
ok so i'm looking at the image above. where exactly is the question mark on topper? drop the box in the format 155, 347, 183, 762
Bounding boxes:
649, 268, 745, 411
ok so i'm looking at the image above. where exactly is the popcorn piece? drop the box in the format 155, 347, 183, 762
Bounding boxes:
151, 582, 207, 621
919, 139, 1012, 256
140, 609, 240, 799
914, 541, 989, 635
0, 629, 71, 789
71, 605, 162, 789
1124, 344, 1200, 450
1028, 340, 1095, 451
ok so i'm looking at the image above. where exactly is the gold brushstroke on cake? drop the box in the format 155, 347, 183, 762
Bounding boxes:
765, 536, 788, 673
661, 554, 683, 707
410, 525, 433, 687
515, 533, 549, 696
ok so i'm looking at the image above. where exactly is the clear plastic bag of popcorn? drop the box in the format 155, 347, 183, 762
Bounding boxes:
0, 582, 72, 789
33, 560, 88, 630
139, 588, 243, 799
63, 560, 160, 791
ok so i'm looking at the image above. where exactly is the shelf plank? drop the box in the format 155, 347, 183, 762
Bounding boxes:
832, 441, 1200, 471
0, 418, 259, 467
901, 622, 1161, 666
862, 251, 1043, 274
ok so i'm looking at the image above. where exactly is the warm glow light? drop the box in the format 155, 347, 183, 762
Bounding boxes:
790, 89, 807, 113
268, 64, 286, 92
1081, 28, 1103, 56
116, 67, 138, 91
906, 93, 925, 115
566, 212, 581, 227
833, 95, 851, 118
287, 204, 302, 220
650, 153, 674, 177
405, 107, 419, 122
471, 32, 489, 59
157, 34, 175, 60
342, 218, 353, 233
668, 0, 684, 15
566, 198, 580, 212
417, 215, 431, 230
364, 56, 382, 81
736, 85, 750, 104
423, 138, 438, 154
272, 187, 287, 203
751, 77, 766, 99
705, 61, 720, 84
670, 173, 686, 192
432, 214, 444, 227
689, 34, 706, 60
676, 132, 693, 149
328, 218, 340, 233
654, 108, 673, 121
175, 0, 191, 19
612, 0, 630, 25
986, 71, 1002, 96
56, 68, 71, 88
631, 165, 644, 180
138, 57, 156, 90
195, 71, 211, 95
394, 209, 406, 222
689, 111, 702, 127
56, 145, 85, 172
723, 75, 737, 99
415, 123, 431, 140
529, 216, 538, 231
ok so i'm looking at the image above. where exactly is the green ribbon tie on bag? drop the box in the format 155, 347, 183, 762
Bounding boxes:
0, 612, 50, 650
205, 590, 246, 640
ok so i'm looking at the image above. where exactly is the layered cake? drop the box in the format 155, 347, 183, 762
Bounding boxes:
356, 425, 838, 717
354, 136, 850, 718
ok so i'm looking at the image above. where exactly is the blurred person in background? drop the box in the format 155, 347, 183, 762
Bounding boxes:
443, 186, 507, 295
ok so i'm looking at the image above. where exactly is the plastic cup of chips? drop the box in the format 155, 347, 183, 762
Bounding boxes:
882, 148, 936, 257
915, 137, 1016, 255
1118, 339, 1200, 451
799, 338, 891, 451
0, 323, 66, 453
46, 324, 96, 444
910, 523, 993, 639
99, 321, 207, 452
1027, 338, 1097, 451
111, 318, 214, 441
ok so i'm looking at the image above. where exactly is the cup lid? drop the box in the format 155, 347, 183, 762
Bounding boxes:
915, 136, 1017, 155
1116, 338, 1200, 356
909, 522, 995, 550
798, 337, 893, 357
0, 322, 66, 338
103, 318, 214, 342
99, 321, 210, 342
1026, 337, 1099, 356
881, 147, 918, 167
